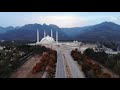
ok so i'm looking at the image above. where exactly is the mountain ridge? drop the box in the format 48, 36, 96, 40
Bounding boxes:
0, 23, 69, 41
0, 22, 120, 42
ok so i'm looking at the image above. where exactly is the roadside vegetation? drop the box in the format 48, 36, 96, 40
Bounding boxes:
71, 49, 112, 78
0, 41, 48, 78
32, 48, 57, 78
83, 48, 120, 77
99, 41, 118, 51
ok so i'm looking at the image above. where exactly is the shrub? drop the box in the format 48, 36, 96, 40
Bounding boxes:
71, 49, 81, 61
102, 72, 111, 78
87, 69, 96, 78
32, 47, 57, 78
84, 48, 94, 57
92, 63, 102, 72
32, 63, 41, 73
46, 66, 54, 78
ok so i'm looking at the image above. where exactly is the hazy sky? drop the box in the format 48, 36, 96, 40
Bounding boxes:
0, 12, 120, 28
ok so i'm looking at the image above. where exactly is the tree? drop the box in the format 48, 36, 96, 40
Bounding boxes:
82, 61, 92, 74
71, 49, 81, 61
84, 48, 94, 58
48, 60, 55, 68
102, 72, 111, 78
92, 63, 102, 72
87, 69, 96, 78
113, 61, 120, 75
46, 66, 54, 78
41, 46, 47, 52
104, 58, 116, 68
32, 63, 41, 73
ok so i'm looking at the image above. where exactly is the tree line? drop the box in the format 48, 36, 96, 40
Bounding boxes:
71, 49, 112, 78
84, 48, 120, 76
0, 43, 48, 78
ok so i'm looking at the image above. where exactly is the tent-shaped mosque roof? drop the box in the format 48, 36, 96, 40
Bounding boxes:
40, 35, 55, 44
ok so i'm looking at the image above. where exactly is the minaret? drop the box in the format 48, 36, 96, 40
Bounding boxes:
51, 29, 53, 38
44, 30, 46, 38
37, 29, 39, 42
56, 30, 58, 43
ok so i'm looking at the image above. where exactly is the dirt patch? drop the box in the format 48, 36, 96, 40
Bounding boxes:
10, 54, 42, 78
91, 60, 119, 78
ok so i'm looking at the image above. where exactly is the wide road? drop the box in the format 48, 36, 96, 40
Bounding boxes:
55, 50, 66, 78
63, 50, 84, 78
54, 45, 84, 78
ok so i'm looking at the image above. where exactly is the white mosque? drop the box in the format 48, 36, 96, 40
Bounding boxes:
36, 29, 58, 45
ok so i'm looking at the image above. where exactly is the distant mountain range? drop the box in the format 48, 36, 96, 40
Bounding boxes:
0, 21, 120, 42
0, 24, 68, 41
0, 26, 16, 34
62, 21, 120, 42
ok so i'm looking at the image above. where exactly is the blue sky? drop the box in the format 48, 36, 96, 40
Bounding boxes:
0, 12, 120, 28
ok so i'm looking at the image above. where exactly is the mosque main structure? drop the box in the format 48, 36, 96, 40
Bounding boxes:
36, 29, 58, 45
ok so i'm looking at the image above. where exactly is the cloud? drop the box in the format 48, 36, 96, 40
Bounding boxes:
8, 13, 120, 27
109, 16, 118, 21
24, 15, 87, 28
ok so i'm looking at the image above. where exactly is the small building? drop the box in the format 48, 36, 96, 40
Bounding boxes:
0, 46, 5, 50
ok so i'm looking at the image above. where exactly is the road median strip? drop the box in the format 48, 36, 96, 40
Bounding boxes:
63, 54, 73, 78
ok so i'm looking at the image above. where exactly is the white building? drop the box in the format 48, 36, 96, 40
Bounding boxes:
40, 35, 55, 44
36, 29, 58, 45
0, 46, 5, 50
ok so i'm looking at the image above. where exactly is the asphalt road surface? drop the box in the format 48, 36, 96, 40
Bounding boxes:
55, 50, 66, 78
64, 51, 84, 78
54, 45, 84, 78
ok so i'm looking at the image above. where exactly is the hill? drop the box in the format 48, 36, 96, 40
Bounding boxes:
62, 21, 120, 42
1, 22, 120, 42
0, 23, 69, 41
